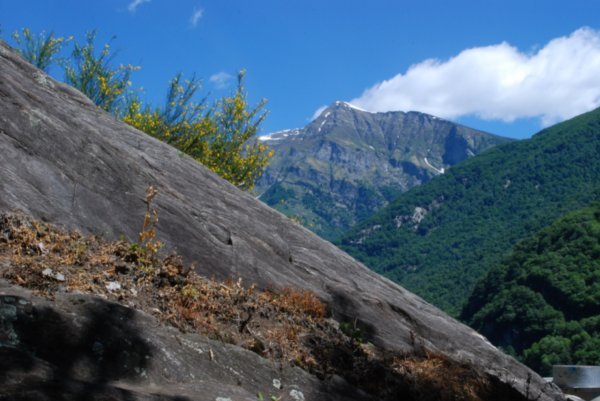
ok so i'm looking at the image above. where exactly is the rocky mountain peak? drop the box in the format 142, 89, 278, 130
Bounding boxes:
314, 100, 451, 126
304, 101, 366, 135
256, 100, 512, 239
331, 100, 370, 113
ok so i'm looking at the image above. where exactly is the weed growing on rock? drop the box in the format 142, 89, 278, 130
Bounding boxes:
137, 185, 162, 269
11, 28, 71, 72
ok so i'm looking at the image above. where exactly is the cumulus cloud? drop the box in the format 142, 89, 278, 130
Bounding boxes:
209, 72, 233, 89
350, 27, 600, 126
190, 7, 204, 28
128, 0, 150, 13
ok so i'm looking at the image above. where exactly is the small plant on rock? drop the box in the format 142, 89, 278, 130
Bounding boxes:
11, 28, 71, 72
136, 185, 163, 272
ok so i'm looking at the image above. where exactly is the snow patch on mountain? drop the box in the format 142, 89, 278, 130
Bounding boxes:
336, 101, 369, 113
259, 128, 302, 141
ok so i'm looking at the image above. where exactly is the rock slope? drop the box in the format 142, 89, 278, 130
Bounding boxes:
0, 41, 563, 400
256, 101, 511, 239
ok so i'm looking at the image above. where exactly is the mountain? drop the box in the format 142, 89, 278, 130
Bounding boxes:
340, 107, 600, 316
255, 101, 511, 240
0, 41, 562, 400
461, 202, 600, 375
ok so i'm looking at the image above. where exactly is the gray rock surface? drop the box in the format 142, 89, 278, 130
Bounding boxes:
0, 41, 563, 400
0, 281, 365, 401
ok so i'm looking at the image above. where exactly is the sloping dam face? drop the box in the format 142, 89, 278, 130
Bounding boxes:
0, 41, 563, 401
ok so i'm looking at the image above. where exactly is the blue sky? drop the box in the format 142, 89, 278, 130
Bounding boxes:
1, 0, 600, 139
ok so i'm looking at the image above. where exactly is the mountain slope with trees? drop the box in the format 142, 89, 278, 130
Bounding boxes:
339, 107, 600, 315
461, 202, 600, 375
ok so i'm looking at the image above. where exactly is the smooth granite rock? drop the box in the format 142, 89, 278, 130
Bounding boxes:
0, 41, 563, 400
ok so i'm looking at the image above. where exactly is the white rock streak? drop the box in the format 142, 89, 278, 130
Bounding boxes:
424, 157, 445, 174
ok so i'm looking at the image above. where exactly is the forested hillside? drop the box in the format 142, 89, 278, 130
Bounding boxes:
340, 107, 600, 315
461, 202, 600, 375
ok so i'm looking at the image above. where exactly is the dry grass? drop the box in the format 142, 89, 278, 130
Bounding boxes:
392, 353, 493, 401
0, 211, 333, 369
0, 211, 522, 401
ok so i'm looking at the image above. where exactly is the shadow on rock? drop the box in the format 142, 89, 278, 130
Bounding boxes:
308, 322, 527, 401
0, 294, 188, 401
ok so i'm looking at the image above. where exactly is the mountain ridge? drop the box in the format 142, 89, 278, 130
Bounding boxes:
461, 202, 600, 375
256, 101, 512, 239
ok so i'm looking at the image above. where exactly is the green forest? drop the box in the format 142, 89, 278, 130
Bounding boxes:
339, 107, 600, 315
461, 202, 600, 375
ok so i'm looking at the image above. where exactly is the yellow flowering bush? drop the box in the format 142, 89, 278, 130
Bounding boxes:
124, 70, 273, 191
64, 31, 139, 113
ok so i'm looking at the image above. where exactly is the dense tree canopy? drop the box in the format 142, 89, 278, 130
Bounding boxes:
340, 107, 600, 315
461, 202, 600, 375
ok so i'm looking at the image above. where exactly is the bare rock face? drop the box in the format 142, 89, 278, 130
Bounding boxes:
0, 41, 564, 400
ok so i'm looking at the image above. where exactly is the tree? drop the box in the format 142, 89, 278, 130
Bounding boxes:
524, 336, 572, 375
199, 70, 273, 190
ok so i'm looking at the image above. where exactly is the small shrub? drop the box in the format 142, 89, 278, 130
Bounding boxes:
271, 288, 326, 319
11, 28, 71, 72
137, 185, 163, 270
64, 31, 139, 113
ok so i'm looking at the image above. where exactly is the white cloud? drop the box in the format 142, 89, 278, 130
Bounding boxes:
311, 105, 327, 121
350, 27, 600, 126
128, 0, 150, 13
190, 7, 204, 28
209, 71, 233, 89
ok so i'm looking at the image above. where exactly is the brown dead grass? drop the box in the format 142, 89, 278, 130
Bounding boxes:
392, 353, 493, 401
0, 211, 523, 401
